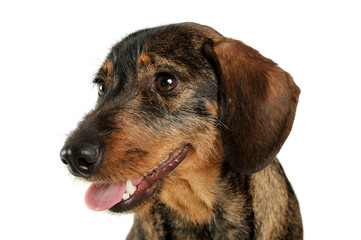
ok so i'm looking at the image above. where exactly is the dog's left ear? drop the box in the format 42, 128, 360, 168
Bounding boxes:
204, 38, 300, 174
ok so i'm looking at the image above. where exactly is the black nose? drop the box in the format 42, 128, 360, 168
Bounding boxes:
60, 142, 101, 178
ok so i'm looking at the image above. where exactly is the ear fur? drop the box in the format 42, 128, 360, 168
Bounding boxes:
204, 38, 300, 174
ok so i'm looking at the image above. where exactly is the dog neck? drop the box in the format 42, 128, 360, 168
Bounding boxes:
129, 161, 254, 239
127, 159, 302, 240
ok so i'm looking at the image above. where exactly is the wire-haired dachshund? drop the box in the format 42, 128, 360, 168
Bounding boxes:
60, 22, 302, 239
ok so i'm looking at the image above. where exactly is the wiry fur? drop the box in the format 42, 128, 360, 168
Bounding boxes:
62, 22, 302, 239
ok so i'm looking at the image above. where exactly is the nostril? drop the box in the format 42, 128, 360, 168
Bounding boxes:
77, 156, 94, 171
61, 158, 68, 165
60, 147, 70, 165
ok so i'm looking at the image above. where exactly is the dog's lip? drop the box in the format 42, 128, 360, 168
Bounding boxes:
85, 143, 193, 212
110, 143, 193, 212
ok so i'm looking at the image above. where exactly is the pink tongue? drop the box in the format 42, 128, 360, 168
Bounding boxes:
85, 183, 125, 211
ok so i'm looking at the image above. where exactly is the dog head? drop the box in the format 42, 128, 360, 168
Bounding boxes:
60, 23, 299, 215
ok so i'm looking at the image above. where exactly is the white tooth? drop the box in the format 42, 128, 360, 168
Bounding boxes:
125, 179, 137, 195
122, 193, 130, 200
160, 156, 169, 164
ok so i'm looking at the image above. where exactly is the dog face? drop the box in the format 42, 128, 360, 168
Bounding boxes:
60, 23, 299, 216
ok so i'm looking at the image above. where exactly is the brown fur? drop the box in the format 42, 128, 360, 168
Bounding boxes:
99, 60, 114, 86
138, 53, 154, 67
205, 38, 300, 174
62, 22, 302, 239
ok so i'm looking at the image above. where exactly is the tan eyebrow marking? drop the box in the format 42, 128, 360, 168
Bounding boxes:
138, 53, 154, 67
101, 60, 114, 76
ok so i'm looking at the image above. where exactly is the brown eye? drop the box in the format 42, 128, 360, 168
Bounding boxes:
155, 74, 178, 93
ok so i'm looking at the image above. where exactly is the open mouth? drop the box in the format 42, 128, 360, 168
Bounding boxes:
84, 144, 193, 212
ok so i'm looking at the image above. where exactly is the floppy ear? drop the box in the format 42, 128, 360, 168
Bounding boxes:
204, 38, 300, 174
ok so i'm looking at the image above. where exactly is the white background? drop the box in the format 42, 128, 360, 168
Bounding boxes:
1, 0, 360, 239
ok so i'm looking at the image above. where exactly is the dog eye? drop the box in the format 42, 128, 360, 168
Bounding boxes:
155, 74, 178, 93
96, 79, 105, 97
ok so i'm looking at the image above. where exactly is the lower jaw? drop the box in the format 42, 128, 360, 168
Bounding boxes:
109, 143, 193, 213
109, 177, 158, 212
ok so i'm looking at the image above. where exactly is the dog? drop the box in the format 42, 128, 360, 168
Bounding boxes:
60, 22, 302, 239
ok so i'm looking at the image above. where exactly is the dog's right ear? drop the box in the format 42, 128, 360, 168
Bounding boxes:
204, 38, 300, 175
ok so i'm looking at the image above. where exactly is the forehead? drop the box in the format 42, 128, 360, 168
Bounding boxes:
101, 24, 208, 75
